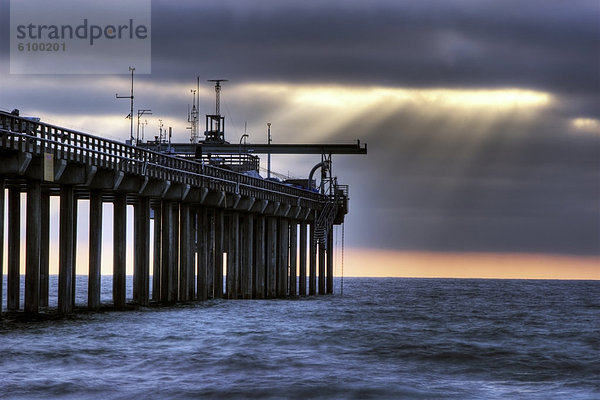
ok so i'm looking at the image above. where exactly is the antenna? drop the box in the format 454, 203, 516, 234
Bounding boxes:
187, 76, 200, 143
207, 79, 228, 116
136, 109, 152, 144
116, 66, 135, 144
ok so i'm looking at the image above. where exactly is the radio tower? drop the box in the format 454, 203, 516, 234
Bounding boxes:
188, 77, 200, 143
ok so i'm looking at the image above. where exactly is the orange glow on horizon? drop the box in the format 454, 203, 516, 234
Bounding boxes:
340, 248, 600, 280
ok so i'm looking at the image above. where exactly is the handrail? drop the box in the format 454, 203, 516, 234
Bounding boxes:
0, 111, 327, 206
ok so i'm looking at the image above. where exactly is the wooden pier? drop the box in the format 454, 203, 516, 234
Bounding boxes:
0, 110, 364, 315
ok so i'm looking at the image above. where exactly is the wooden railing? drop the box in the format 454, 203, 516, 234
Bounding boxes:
0, 111, 326, 208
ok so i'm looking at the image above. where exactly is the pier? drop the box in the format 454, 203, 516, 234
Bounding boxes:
0, 109, 366, 315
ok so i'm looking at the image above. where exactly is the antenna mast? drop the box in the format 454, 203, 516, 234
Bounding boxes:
188, 76, 200, 143
116, 66, 135, 144
204, 79, 228, 143
208, 79, 228, 116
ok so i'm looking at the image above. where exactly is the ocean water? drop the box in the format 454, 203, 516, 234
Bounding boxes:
1, 277, 599, 399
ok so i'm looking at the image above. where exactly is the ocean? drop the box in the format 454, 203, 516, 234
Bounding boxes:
1, 277, 599, 399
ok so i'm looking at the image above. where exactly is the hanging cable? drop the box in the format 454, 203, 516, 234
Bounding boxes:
341, 223, 345, 296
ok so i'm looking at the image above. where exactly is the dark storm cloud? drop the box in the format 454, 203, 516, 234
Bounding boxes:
149, 0, 599, 98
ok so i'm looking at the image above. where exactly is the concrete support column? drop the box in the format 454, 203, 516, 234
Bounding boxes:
25, 181, 41, 314
179, 203, 190, 301
134, 197, 150, 306
254, 215, 266, 299
113, 193, 127, 309
39, 190, 50, 308
266, 217, 277, 298
0, 180, 4, 314
309, 223, 316, 296
326, 228, 334, 295
58, 186, 74, 314
299, 222, 307, 296
188, 208, 196, 301
196, 208, 207, 301
152, 203, 161, 301
88, 191, 102, 311
171, 204, 179, 303
242, 214, 253, 299
289, 221, 298, 296
160, 201, 173, 303
207, 209, 215, 299
318, 239, 326, 295
7, 187, 20, 311
214, 209, 224, 298
227, 213, 239, 299
277, 218, 289, 298
71, 198, 78, 307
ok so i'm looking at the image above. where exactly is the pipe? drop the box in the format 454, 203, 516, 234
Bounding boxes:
308, 161, 328, 191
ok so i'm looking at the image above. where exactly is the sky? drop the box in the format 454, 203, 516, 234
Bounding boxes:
1, 0, 599, 278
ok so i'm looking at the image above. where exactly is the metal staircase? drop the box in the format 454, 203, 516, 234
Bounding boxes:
314, 196, 338, 249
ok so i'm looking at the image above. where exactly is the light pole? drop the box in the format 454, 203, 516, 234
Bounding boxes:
267, 123, 272, 179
